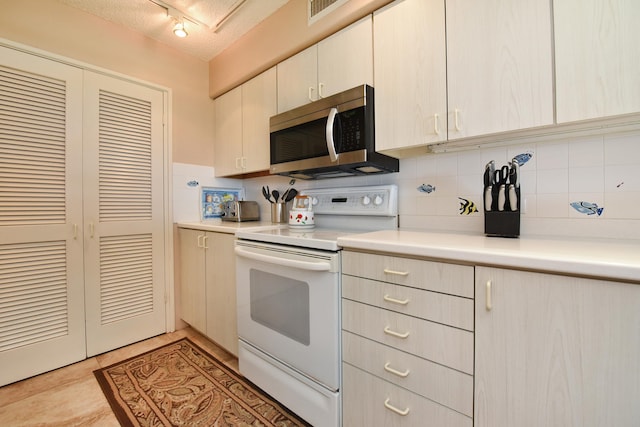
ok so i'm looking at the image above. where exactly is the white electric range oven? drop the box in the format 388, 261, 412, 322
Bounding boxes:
235, 185, 398, 427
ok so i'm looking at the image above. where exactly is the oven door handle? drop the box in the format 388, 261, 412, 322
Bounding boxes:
235, 246, 332, 271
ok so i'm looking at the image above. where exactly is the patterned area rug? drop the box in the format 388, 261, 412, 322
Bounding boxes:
94, 338, 310, 426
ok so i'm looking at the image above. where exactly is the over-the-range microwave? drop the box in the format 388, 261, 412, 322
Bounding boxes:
269, 85, 399, 180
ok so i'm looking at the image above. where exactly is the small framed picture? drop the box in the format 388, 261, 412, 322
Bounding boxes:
200, 187, 244, 221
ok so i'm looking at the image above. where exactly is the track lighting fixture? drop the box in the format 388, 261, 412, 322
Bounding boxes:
173, 20, 187, 38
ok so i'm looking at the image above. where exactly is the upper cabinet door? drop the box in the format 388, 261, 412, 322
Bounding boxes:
276, 45, 318, 113
554, 0, 640, 123
242, 67, 277, 174
277, 16, 373, 114
446, 0, 554, 139
213, 86, 243, 176
317, 15, 373, 99
373, 0, 447, 156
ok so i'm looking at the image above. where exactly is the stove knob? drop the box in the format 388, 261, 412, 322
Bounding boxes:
362, 195, 371, 205
374, 195, 384, 206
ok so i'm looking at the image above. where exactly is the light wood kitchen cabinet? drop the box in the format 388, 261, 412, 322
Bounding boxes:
276, 16, 373, 113
446, 0, 554, 139
373, 0, 447, 156
204, 232, 237, 356
214, 67, 276, 177
341, 251, 474, 426
475, 267, 640, 426
178, 228, 207, 332
178, 228, 238, 356
374, 0, 553, 156
554, 0, 640, 123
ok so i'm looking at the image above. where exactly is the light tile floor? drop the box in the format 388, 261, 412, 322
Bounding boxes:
0, 327, 238, 427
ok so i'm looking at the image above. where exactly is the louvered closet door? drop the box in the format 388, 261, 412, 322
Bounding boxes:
0, 47, 85, 386
82, 71, 166, 356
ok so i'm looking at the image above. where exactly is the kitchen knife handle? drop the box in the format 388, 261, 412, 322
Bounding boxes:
498, 185, 506, 211
486, 280, 492, 311
484, 185, 493, 211
509, 184, 518, 211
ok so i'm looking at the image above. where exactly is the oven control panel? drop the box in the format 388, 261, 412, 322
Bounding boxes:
301, 185, 398, 216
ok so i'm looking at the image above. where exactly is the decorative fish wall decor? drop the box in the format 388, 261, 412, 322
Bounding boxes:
417, 184, 436, 194
459, 197, 478, 215
570, 201, 604, 216
513, 152, 533, 166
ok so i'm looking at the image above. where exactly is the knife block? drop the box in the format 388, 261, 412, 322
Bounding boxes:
484, 186, 520, 238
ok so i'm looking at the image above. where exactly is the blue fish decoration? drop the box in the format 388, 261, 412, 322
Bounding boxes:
570, 201, 604, 216
513, 152, 532, 166
187, 180, 199, 187
459, 197, 478, 215
417, 184, 436, 194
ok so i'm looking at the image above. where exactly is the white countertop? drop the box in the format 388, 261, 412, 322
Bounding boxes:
337, 230, 640, 282
176, 220, 285, 234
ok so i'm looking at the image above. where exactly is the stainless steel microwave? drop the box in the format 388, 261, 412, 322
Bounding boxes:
269, 85, 399, 180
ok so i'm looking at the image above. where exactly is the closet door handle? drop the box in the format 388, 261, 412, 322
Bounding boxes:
383, 268, 409, 277
486, 280, 492, 311
384, 362, 410, 378
383, 295, 409, 305
384, 326, 410, 339
384, 398, 410, 416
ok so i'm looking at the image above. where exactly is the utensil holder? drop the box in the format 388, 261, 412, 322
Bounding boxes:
484, 186, 520, 238
270, 202, 288, 223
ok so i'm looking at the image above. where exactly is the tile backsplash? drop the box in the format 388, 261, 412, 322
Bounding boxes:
174, 129, 640, 240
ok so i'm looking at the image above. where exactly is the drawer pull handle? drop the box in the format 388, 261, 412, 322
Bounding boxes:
384, 398, 410, 416
383, 294, 409, 305
384, 326, 410, 339
383, 268, 409, 276
384, 362, 410, 378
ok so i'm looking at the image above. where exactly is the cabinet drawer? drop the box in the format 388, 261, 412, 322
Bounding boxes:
343, 275, 473, 331
343, 331, 473, 417
342, 251, 473, 298
342, 299, 473, 374
343, 363, 472, 427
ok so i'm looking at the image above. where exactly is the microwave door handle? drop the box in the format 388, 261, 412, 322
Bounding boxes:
235, 246, 332, 272
325, 107, 339, 162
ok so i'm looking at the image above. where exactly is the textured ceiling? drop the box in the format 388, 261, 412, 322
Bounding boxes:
57, 0, 290, 61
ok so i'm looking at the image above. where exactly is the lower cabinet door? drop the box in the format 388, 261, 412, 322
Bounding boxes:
342, 363, 472, 427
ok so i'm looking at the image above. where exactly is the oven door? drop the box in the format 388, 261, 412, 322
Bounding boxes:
235, 240, 341, 391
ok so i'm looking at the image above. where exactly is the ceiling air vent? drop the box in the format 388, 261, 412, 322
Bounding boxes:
309, 0, 349, 24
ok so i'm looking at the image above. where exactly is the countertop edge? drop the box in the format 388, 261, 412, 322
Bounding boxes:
337, 230, 640, 283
